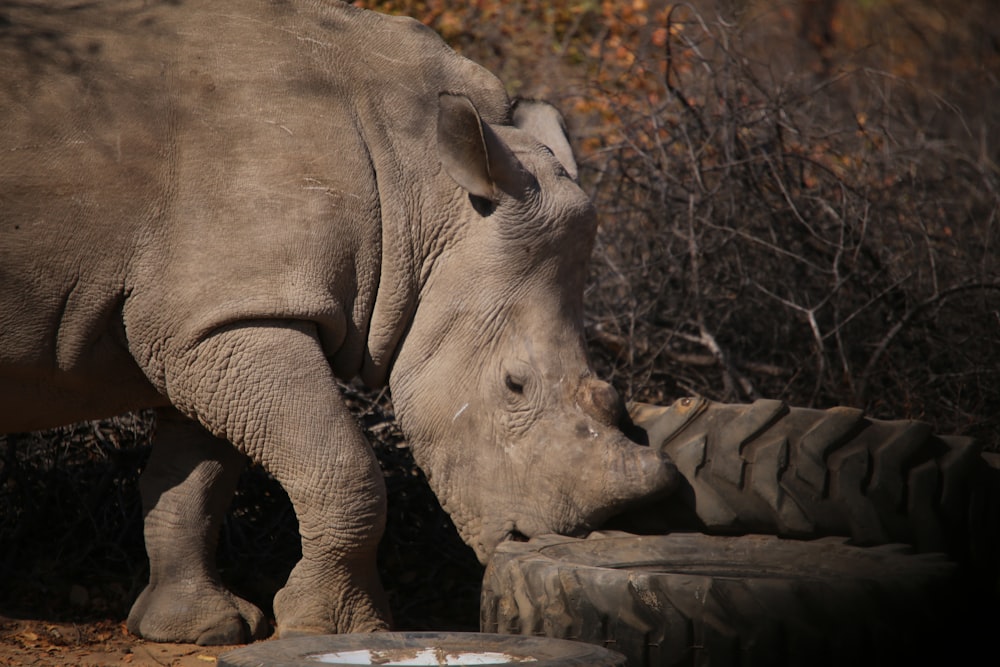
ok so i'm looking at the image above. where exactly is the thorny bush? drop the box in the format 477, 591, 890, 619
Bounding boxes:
577, 2, 999, 446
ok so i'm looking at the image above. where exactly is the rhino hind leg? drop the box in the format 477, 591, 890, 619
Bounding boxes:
127, 407, 268, 645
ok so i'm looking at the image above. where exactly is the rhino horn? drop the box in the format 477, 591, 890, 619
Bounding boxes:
512, 98, 579, 181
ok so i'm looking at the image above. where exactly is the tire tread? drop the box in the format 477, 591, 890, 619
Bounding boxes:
482, 532, 959, 667
627, 398, 990, 563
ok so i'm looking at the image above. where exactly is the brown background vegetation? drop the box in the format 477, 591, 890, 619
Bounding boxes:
2, 0, 998, 658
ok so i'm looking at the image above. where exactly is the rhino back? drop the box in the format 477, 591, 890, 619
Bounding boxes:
0, 0, 510, 429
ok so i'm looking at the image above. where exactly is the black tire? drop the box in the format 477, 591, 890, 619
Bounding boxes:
481, 532, 961, 667
619, 397, 996, 568
218, 631, 626, 667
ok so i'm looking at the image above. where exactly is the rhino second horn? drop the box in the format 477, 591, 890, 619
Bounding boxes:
576, 378, 623, 428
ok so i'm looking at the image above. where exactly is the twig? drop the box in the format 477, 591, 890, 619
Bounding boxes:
858, 282, 1000, 402
685, 194, 757, 399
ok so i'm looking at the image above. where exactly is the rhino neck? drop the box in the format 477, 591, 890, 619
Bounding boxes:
343, 41, 509, 385
358, 202, 419, 388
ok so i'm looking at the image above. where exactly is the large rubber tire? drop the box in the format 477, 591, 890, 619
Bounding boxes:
481, 532, 961, 667
619, 397, 998, 570
219, 632, 626, 667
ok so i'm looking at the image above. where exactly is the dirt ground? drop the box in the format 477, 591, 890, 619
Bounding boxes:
0, 615, 239, 667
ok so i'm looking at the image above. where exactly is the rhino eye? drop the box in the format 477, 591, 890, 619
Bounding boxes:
469, 193, 497, 217
504, 373, 525, 395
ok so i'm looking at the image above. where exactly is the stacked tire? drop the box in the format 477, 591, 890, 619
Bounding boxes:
481, 398, 998, 666
482, 532, 962, 666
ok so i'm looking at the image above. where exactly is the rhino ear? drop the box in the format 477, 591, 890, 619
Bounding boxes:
512, 98, 578, 181
437, 93, 534, 202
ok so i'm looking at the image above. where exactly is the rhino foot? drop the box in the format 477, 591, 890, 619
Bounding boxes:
127, 581, 269, 645
272, 569, 391, 637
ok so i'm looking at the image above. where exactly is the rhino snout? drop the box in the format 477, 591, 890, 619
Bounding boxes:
576, 377, 624, 427
598, 437, 681, 513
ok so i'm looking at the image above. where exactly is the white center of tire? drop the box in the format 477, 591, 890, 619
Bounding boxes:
309, 649, 537, 665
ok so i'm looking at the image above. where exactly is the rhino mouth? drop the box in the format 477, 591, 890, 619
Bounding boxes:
499, 520, 590, 548
481, 523, 557, 561
508, 529, 530, 543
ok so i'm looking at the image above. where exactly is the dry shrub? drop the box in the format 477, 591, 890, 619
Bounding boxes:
0, 415, 153, 617
577, 2, 1000, 445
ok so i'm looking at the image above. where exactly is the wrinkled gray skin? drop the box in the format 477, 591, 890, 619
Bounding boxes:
0, 0, 677, 645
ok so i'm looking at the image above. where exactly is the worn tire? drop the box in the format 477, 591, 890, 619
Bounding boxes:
481, 532, 961, 667
219, 632, 626, 667
619, 397, 998, 570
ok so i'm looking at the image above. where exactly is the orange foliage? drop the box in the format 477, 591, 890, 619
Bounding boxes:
353, 0, 684, 149
353, 0, 997, 193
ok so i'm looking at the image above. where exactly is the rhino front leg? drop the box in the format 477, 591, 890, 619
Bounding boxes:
159, 320, 391, 637
128, 407, 269, 645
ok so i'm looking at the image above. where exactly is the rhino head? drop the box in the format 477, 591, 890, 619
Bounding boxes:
389, 94, 679, 562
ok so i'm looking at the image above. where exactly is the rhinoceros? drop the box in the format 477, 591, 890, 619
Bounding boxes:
0, 0, 677, 645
